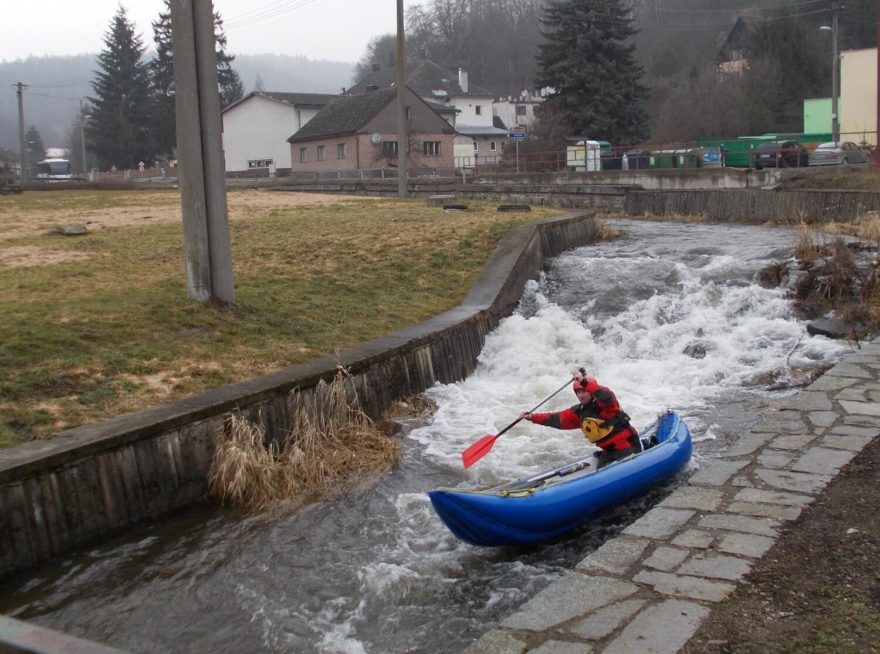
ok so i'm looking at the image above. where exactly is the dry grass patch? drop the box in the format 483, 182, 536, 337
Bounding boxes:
208, 370, 401, 511
0, 189, 559, 444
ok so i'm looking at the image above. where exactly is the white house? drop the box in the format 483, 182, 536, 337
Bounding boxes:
492, 89, 547, 132
221, 91, 337, 176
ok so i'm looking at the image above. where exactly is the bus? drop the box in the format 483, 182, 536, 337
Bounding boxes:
33, 158, 72, 180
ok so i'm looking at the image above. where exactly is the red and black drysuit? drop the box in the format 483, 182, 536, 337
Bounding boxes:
527, 384, 640, 468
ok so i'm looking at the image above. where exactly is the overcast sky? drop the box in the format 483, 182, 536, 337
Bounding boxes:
0, 0, 426, 64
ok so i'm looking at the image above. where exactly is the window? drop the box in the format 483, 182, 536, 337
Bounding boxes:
405, 106, 413, 121
248, 159, 272, 168
337, 143, 347, 159
382, 141, 398, 157
423, 141, 441, 156
299, 148, 308, 163
475, 105, 482, 115
515, 104, 527, 116
317, 145, 326, 161
489, 141, 497, 152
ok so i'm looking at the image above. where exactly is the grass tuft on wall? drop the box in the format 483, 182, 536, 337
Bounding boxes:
208, 369, 401, 511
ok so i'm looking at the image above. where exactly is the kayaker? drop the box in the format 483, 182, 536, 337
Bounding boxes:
520, 369, 640, 468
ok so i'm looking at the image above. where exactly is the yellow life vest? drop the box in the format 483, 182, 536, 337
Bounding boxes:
580, 417, 614, 443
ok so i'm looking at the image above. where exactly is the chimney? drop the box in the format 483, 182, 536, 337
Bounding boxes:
458, 68, 468, 94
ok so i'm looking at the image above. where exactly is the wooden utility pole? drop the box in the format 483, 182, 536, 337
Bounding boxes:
395, 0, 408, 198
170, 0, 235, 303
15, 82, 28, 181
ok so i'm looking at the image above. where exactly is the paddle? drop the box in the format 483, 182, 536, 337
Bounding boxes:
461, 377, 574, 468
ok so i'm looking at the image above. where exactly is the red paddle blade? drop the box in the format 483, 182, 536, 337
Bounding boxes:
462, 434, 498, 468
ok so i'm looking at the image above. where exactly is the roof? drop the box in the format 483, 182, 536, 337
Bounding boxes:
716, 13, 763, 64
222, 90, 338, 114
456, 126, 510, 137
287, 88, 397, 142
347, 57, 494, 98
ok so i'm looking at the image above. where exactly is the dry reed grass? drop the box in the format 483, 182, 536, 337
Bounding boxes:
593, 216, 625, 240
209, 369, 401, 511
794, 222, 822, 262
384, 394, 438, 419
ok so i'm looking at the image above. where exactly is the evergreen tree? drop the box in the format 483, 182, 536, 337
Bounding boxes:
25, 126, 46, 163
151, 2, 176, 159
534, 0, 649, 145
87, 7, 154, 170
150, 1, 244, 157
215, 13, 244, 108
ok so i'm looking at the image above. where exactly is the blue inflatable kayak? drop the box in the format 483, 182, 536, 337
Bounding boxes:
428, 410, 692, 547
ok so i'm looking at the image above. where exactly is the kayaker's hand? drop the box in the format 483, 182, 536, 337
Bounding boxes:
520, 411, 532, 421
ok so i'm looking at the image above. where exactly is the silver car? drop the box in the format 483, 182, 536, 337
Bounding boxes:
808, 141, 869, 166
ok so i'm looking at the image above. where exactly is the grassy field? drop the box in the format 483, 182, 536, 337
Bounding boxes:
0, 189, 559, 446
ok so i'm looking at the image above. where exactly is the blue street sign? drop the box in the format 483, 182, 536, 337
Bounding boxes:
508, 131, 527, 139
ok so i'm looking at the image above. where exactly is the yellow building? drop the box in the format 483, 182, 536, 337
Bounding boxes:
841, 48, 877, 145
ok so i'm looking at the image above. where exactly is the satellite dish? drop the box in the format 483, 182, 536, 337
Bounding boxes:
370, 132, 382, 145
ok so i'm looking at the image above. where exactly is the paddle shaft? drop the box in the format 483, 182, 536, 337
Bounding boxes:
461, 376, 575, 468
495, 377, 574, 439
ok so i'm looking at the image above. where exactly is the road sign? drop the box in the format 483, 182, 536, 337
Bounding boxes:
508, 131, 527, 139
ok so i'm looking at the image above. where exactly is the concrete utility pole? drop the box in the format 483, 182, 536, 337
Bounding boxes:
15, 82, 28, 181
395, 0, 408, 198
170, 0, 235, 304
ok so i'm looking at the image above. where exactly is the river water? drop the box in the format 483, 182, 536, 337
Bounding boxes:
0, 220, 851, 653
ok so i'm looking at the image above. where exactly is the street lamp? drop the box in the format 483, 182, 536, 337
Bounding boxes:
820, 1, 841, 144
79, 100, 92, 176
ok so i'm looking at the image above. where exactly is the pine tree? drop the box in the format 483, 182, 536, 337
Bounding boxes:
87, 7, 155, 170
151, 1, 244, 158
534, 0, 649, 145
25, 126, 46, 163
151, 2, 176, 159
215, 13, 244, 109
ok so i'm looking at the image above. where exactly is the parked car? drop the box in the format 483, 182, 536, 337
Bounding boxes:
808, 141, 869, 166
753, 140, 809, 169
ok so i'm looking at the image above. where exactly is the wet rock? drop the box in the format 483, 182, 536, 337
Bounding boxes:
806, 318, 865, 340
683, 343, 708, 359
755, 260, 790, 288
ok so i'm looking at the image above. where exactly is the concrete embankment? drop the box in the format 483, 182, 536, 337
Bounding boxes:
267, 172, 880, 223
465, 338, 880, 654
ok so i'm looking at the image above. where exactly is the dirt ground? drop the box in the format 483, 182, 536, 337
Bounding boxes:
682, 437, 880, 654
0, 189, 375, 267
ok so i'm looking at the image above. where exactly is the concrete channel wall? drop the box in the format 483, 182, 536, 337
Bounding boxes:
0, 211, 599, 582
268, 175, 880, 222
626, 188, 880, 223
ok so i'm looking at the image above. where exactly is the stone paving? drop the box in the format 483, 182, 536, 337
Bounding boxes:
464, 337, 880, 654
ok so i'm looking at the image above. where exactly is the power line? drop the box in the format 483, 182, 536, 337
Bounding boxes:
224, 0, 333, 29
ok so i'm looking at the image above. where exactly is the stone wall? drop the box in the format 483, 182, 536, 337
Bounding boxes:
0, 212, 599, 580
